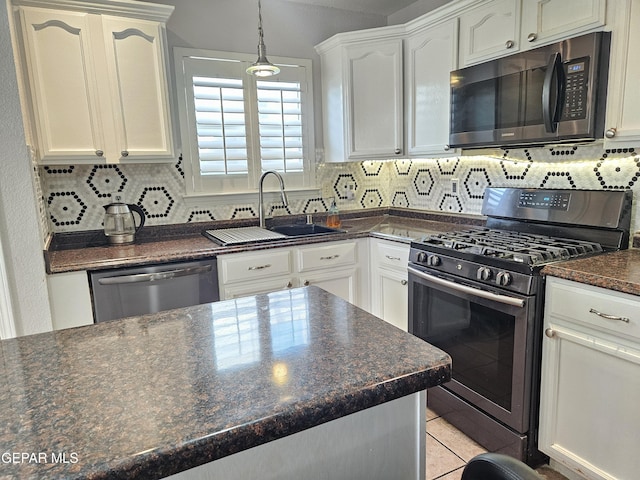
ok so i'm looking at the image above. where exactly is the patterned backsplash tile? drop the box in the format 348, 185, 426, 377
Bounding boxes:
40, 144, 640, 236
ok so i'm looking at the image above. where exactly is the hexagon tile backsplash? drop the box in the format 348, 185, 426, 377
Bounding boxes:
40, 144, 640, 235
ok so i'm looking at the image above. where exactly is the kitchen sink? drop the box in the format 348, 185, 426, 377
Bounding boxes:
270, 224, 343, 237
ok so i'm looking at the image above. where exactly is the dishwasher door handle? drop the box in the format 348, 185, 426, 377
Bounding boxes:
97, 265, 213, 285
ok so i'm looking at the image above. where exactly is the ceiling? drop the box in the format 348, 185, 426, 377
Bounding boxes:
283, 0, 425, 16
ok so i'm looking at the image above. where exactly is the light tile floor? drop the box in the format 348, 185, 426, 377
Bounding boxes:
426, 408, 569, 480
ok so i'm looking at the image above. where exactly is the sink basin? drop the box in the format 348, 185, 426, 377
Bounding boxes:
270, 224, 343, 237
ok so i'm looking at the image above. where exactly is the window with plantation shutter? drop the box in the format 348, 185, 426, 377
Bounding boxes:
174, 48, 315, 195
193, 76, 248, 175
257, 80, 304, 174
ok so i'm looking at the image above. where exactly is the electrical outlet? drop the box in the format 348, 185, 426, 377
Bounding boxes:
451, 178, 459, 194
345, 182, 356, 200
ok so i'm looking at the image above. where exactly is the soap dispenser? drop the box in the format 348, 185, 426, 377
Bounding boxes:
326, 199, 341, 228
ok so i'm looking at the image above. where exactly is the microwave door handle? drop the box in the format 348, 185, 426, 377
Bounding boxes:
542, 52, 564, 133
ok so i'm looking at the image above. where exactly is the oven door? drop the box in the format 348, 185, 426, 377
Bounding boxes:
408, 264, 536, 433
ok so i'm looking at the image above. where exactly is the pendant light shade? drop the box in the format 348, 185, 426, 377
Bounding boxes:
247, 0, 280, 77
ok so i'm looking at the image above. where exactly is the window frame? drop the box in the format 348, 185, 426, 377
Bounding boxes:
173, 47, 316, 198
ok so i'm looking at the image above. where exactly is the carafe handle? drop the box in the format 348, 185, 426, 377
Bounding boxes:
127, 204, 146, 232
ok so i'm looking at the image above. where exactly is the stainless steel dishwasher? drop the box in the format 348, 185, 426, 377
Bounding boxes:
89, 259, 219, 323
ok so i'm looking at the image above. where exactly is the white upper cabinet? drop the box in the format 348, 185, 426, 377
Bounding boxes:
16, 0, 175, 164
100, 16, 175, 161
458, 0, 606, 67
315, 27, 405, 163
520, 0, 606, 48
458, 0, 521, 67
604, 0, 640, 146
405, 18, 458, 156
344, 39, 404, 160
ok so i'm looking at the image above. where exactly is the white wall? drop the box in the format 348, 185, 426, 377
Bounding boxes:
0, 0, 52, 337
388, 0, 452, 25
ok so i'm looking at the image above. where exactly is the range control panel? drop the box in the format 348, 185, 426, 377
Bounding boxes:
518, 191, 571, 210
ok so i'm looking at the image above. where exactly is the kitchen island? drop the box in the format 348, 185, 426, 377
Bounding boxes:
0, 286, 451, 479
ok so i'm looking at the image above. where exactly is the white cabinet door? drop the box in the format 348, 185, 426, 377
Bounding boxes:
217, 247, 293, 300
217, 240, 365, 305
300, 268, 358, 305
604, 0, 640, 146
405, 19, 458, 156
344, 39, 404, 160
47, 271, 94, 330
19, 7, 106, 162
221, 277, 296, 300
370, 239, 409, 331
17, 3, 174, 164
374, 268, 408, 331
458, 0, 521, 67
101, 16, 174, 161
520, 0, 606, 48
540, 277, 640, 480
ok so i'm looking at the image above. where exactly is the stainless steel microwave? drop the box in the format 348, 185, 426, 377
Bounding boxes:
449, 32, 611, 149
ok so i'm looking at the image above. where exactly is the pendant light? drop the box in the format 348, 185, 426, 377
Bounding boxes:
246, 0, 280, 77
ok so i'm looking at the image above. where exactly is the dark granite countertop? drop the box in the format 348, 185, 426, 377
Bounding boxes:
0, 286, 451, 479
45, 208, 484, 274
542, 249, 640, 296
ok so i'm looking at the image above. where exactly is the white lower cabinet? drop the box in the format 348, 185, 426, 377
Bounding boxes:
370, 238, 409, 331
47, 271, 94, 330
540, 277, 640, 480
217, 239, 368, 309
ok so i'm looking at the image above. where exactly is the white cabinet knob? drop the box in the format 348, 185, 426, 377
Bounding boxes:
95, 150, 104, 157
605, 128, 617, 139
527, 33, 537, 42
394, 148, 402, 155
505, 40, 515, 49
121, 150, 129, 157
545, 328, 555, 338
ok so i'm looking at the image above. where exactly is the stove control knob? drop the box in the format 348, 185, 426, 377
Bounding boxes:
496, 271, 512, 286
427, 255, 441, 266
477, 267, 492, 281
417, 252, 428, 263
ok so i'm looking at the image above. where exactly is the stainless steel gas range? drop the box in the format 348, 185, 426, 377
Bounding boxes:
408, 187, 632, 466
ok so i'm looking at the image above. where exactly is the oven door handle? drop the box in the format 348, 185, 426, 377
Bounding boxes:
408, 266, 526, 308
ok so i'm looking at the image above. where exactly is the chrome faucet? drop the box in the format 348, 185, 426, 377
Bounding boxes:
258, 171, 288, 228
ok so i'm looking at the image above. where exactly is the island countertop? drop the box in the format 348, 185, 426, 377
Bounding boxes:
0, 286, 451, 479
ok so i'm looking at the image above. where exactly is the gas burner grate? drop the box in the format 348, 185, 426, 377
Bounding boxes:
419, 228, 603, 266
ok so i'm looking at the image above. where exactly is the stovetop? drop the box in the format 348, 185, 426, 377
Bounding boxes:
408, 188, 631, 294
417, 228, 603, 267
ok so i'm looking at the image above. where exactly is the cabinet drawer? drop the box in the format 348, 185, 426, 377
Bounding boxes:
297, 242, 356, 272
375, 240, 409, 270
546, 277, 640, 341
219, 249, 292, 284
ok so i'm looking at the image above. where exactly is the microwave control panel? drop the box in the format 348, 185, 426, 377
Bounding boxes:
562, 57, 589, 121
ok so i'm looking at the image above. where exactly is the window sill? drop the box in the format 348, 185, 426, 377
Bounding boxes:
182, 188, 323, 207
